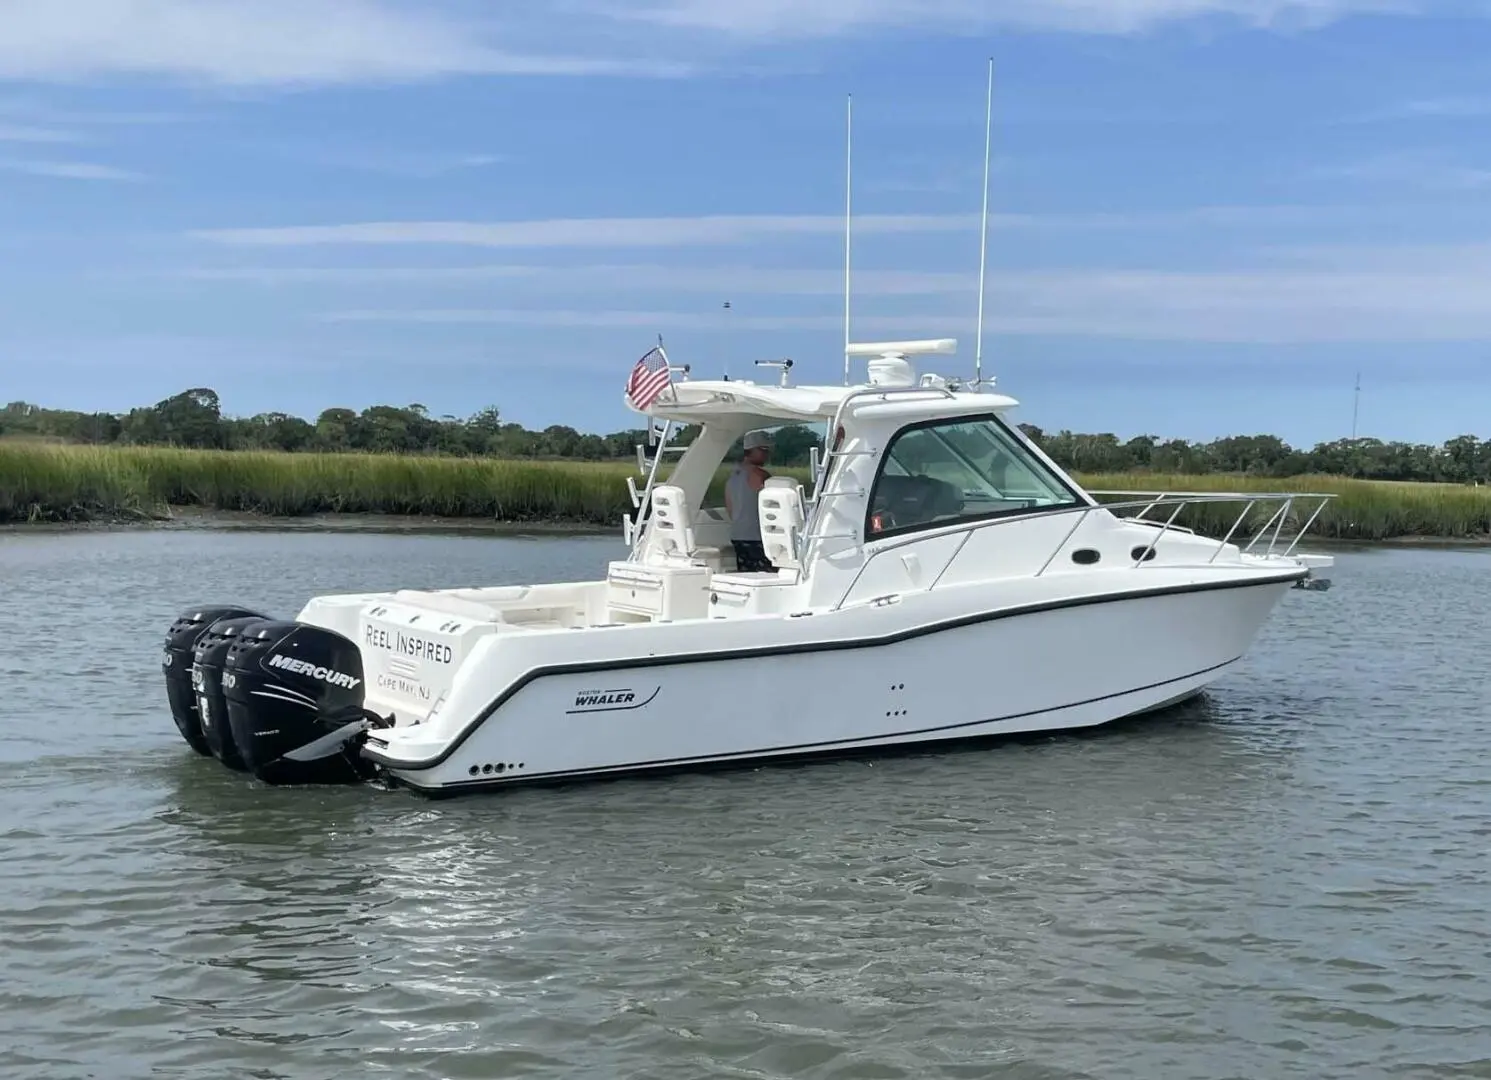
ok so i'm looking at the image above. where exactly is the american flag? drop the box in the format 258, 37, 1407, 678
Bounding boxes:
625, 346, 672, 409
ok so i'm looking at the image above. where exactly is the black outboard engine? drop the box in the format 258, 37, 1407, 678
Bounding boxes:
163, 605, 271, 755
192, 615, 272, 771
223, 621, 389, 786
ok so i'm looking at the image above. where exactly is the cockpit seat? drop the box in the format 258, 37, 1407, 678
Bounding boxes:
759, 477, 806, 572
648, 484, 725, 569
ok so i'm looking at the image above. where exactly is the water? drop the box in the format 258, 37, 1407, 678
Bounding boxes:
2, 528, 1489, 1079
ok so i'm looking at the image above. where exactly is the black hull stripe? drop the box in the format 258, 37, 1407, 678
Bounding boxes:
363, 571, 1301, 773
402, 656, 1238, 796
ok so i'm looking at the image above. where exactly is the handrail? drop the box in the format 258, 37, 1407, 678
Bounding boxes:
1089, 488, 1339, 560
1087, 488, 1339, 500
623, 418, 677, 560
810, 383, 959, 497
799, 382, 960, 564
830, 489, 1337, 611
848, 490, 1336, 560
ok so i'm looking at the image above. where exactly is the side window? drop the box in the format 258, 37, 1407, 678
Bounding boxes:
866, 415, 1082, 537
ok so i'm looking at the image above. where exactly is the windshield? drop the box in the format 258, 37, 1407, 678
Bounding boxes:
871, 415, 1081, 536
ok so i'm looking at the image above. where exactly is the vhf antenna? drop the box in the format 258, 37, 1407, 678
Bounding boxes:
842, 93, 853, 387
973, 57, 994, 390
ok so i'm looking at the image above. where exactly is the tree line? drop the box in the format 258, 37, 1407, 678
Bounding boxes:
0, 388, 821, 465
4, 387, 1489, 484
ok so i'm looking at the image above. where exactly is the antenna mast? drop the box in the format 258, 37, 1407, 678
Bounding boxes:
843, 93, 853, 386
722, 299, 732, 380
1351, 371, 1361, 439
974, 57, 994, 389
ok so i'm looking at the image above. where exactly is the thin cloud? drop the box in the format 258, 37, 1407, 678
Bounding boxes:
0, 0, 690, 87
1308, 151, 1491, 190
0, 122, 84, 143
180, 265, 544, 284
0, 158, 143, 180
190, 213, 989, 249
323, 308, 854, 330
237, 139, 510, 178
180, 263, 975, 295
300, 150, 508, 178
1353, 96, 1491, 121
0, 0, 1438, 91
602, 0, 1420, 37
1258, 239, 1491, 270
0, 97, 191, 125
187, 204, 1353, 250
314, 262, 1491, 343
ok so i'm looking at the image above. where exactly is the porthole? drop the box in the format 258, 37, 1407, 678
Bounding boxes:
1131, 545, 1158, 562
1071, 548, 1101, 565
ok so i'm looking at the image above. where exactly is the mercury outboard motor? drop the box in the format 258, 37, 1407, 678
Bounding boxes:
192, 615, 271, 771
162, 605, 271, 755
222, 620, 389, 786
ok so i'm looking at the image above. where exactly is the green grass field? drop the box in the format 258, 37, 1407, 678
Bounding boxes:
3, 442, 1489, 541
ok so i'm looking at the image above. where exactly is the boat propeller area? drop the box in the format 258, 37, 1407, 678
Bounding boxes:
162, 607, 391, 786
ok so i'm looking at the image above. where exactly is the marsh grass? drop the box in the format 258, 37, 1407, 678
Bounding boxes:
0, 444, 634, 524
4, 444, 1490, 540
1082, 472, 1491, 541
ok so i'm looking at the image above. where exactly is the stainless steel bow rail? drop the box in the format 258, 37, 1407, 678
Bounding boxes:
830, 489, 1338, 610
1084, 489, 1337, 566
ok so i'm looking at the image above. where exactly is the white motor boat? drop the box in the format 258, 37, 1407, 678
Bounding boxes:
160, 338, 1335, 795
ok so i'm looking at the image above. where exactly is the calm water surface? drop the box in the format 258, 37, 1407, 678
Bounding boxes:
2, 529, 1489, 1079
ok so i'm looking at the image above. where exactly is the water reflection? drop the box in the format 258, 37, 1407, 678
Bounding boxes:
152, 765, 386, 1009
4, 535, 1491, 1079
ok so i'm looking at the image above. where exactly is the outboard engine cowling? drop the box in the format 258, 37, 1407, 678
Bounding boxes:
162, 605, 270, 755
223, 621, 387, 786
192, 615, 271, 771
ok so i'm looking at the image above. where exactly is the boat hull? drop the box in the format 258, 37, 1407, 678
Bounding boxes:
365, 573, 1298, 794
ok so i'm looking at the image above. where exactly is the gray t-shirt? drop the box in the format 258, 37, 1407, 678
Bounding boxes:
727, 463, 762, 542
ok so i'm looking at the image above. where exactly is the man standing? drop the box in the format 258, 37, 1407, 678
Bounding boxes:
725, 429, 774, 572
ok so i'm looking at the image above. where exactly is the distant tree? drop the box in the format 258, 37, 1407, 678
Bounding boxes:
72, 412, 123, 444
769, 425, 821, 467
315, 408, 358, 452
153, 388, 223, 448
17, 383, 1491, 486
120, 405, 168, 445
1124, 434, 1157, 470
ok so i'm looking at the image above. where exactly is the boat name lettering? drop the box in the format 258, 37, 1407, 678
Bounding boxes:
376, 673, 432, 701
363, 625, 454, 664
266, 653, 362, 689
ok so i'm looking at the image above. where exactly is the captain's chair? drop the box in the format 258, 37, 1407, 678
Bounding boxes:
759, 477, 807, 572
648, 484, 725, 569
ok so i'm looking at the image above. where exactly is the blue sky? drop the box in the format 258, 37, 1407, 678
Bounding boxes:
4, 1, 1491, 447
